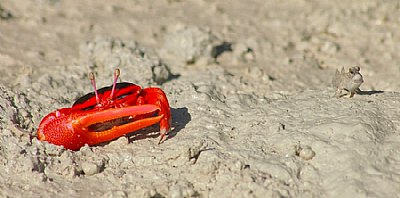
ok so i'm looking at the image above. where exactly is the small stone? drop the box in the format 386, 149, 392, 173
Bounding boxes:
299, 147, 315, 160
296, 144, 316, 160
81, 162, 101, 175
234, 160, 243, 170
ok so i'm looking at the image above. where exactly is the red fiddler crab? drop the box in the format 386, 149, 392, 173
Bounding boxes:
37, 69, 171, 151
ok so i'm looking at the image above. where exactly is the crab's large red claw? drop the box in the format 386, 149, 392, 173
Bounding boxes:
38, 105, 164, 151
75, 104, 163, 146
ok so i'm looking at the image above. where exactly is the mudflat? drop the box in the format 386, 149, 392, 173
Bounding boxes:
0, 1, 399, 197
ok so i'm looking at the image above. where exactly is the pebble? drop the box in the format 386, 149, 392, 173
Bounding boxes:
81, 162, 101, 175
296, 145, 316, 160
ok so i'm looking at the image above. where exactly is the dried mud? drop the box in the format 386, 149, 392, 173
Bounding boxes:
0, 1, 399, 197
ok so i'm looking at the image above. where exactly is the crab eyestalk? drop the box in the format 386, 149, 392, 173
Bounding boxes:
89, 72, 100, 105
110, 68, 120, 100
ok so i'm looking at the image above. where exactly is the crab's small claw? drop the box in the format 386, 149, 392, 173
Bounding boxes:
136, 87, 171, 144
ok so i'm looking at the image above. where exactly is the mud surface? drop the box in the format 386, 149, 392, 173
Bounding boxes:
0, 1, 399, 197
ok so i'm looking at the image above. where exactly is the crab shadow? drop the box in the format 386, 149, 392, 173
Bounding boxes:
127, 107, 191, 143
358, 90, 384, 96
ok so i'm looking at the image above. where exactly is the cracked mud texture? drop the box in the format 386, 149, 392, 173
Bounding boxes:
0, 0, 400, 197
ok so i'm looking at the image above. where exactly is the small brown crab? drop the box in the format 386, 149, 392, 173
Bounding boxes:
332, 66, 364, 98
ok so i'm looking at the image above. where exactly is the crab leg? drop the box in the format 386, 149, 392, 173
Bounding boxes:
137, 88, 171, 144
73, 104, 163, 146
